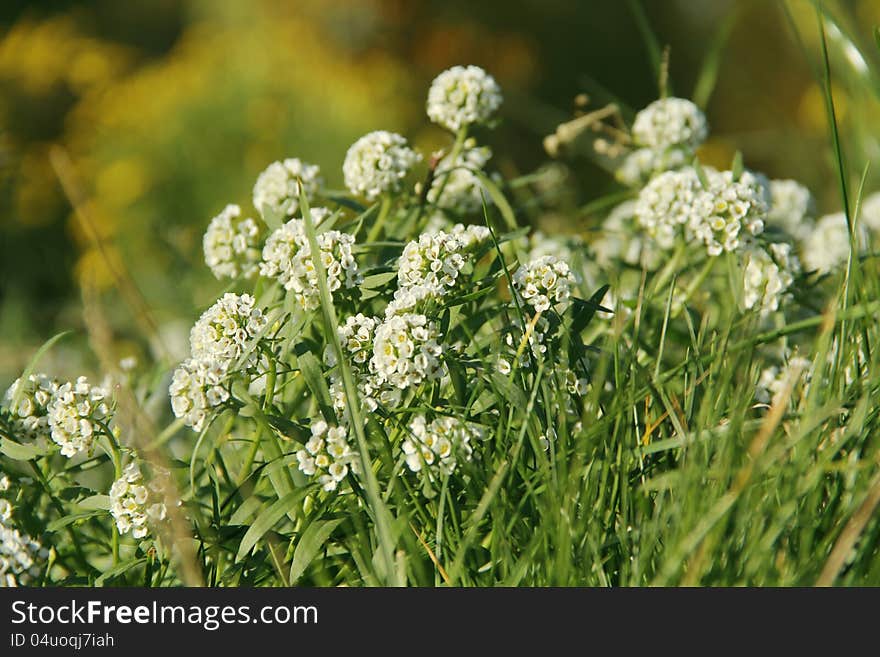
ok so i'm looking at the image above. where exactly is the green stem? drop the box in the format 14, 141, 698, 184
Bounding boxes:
366, 195, 393, 243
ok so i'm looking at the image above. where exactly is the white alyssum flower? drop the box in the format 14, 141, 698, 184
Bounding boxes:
0, 497, 46, 587
742, 242, 801, 317
384, 284, 438, 318
371, 313, 443, 390
295, 420, 359, 492
427, 65, 502, 132
2, 373, 59, 443
260, 211, 361, 310
767, 179, 815, 240
403, 415, 482, 476
513, 255, 575, 313
635, 168, 767, 256
632, 97, 708, 151
252, 158, 322, 219
427, 143, 492, 213
397, 224, 491, 296
343, 131, 421, 201
46, 377, 111, 458
755, 357, 812, 404
203, 204, 264, 280
189, 293, 268, 371
800, 212, 866, 274
324, 314, 378, 370
168, 358, 229, 432
109, 461, 167, 540
615, 147, 689, 187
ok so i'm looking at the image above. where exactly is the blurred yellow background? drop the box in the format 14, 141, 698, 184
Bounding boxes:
1, 0, 878, 381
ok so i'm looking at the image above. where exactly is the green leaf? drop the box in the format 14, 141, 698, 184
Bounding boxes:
289, 518, 344, 584
731, 150, 744, 181
568, 285, 612, 336
0, 437, 48, 461
95, 558, 148, 586
237, 489, 305, 560
693, 158, 709, 189
475, 172, 518, 231
229, 495, 264, 526
78, 494, 111, 511
47, 511, 103, 532
297, 351, 335, 423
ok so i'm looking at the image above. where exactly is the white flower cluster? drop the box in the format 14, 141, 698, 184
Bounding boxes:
2, 373, 58, 443
326, 314, 377, 369
427, 65, 502, 132
403, 415, 481, 476
800, 212, 865, 274
500, 314, 551, 370
168, 359, 228, 432
295, 420, 358, 492
616, 147, 689, 187
755, 357, 812, 404
252, 158, 322, 219
767, 179, 814, 240
631, 97, 708, 151
109, 462, 167, 540
370, 313, 443, 390
46, 377, 111, 458
343, 131, 421, 201
0, 483, 46, 587
513, 255, 575, 313
260, 211, 361, 310
742, 242, 801, 317
861, 192, 880, 233
427, 143, 492, 213
635, 168, 767, 256
203, 204, 263, 280
397, 224, 491, 296
189, 293, 268, 370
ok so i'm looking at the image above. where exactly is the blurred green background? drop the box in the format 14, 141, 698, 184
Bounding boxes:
1, 0, 879, 382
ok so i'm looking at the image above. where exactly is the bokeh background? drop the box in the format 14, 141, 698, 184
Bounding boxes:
1, 0, 879, 382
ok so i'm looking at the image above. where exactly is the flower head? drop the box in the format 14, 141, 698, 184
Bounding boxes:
189, 293, 268, 371
343, 131, 421, 201
371, 313, 443, 389
742, 242, 801, 317
252, 158, 322, 219
168, 358, 229, 432
767, 180, 815, 240
109, 461, 167, 540
632, 97, 708, 151
397, 224, 490, 296
800, 212, 866, 274
260, 212, 361, 310
427, 65, 502, 132
513, 255, 575, 313
46, 377, 111, 458
403, 415, 482, 477
295, 420, 359, 492
0, 491, 46, 586
2, 373, 59, 443
203, 204, 264, 280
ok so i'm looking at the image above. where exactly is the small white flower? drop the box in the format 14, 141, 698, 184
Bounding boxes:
343, 131, 421, 201
615, 147, 689, 187
741, 242, 801, 317
203, 204, 264, 280
632, 97, 708, 151
188, 293, 268, 374
168, 358, 229, 432
260, 212, 361, 309
295, 421, 358, 492
252, 158, 322, 219
0, 483, 45, 586
396, 224, 491, 298
46, 376, 111, 458
403, 415, 483, 477
427, 65, 502, 132
513, 255, 575, 313
370, 313, 444, 390
109, 461, 167, 541
755, 357, 812, 404
2, 373, 59, 444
